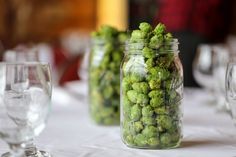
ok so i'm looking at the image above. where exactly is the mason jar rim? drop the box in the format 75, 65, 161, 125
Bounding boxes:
125, 38, 179, 45
125, 38, 179, 54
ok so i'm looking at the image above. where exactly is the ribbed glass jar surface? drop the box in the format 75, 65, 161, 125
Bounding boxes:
120, 39, 183, 149
89, 39, 123, 125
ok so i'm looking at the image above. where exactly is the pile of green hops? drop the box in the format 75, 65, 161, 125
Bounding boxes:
89, 25, 128, 125
121, 22, 183, 148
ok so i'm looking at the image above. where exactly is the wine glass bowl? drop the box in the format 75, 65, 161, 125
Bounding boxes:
3, 45, 39, 62
226, 62, 236, 125
193, 44, 215, 90
193, 44, 217, 105
193, 44, 231, 110
0, 62, 52, 157
212, 44, 230, 111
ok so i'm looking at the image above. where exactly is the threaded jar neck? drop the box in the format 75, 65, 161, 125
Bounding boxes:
125, 38, 179, 55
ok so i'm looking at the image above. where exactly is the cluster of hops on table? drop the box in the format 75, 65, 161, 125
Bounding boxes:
121, 22, 182, 148
89, 25, 128, 125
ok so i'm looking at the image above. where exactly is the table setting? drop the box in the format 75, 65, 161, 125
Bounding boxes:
0, 22, 236, 157
1, 82, 234, 157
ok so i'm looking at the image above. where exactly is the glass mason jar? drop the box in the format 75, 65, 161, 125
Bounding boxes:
89, 38, 123, 125
120, 39, 183, 149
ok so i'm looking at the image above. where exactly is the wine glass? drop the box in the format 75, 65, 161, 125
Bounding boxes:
193, 44, 216, 103
193, 44, 215, 88
212, 44, 230, 111
3, 45, 55, 156
0, 62, 52, 157
226, 62, 236, 125
3, 44, 58, 86
3, 45, 39, 62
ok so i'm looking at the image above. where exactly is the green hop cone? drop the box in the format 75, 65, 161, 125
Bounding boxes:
141, 116, 156, 125
148, 137, 160, 147
142, 125, 158, 138
127, 90, 138, 103
139, 22, 152, 33
160, 133, 172, 146
134, 134, 148, 147
154, 106, 170, 115
112, 51, 122, 62
150, 97, 164, 107
148, 79, 161, 90
124, 134, 135, 145
142, 47, 155, 59
130, 30, 147, 43
146, 58, 155, 68
137, 93, 149, 105
157, 115, 173, 130
157, 53, 175, 68
149, 67, 170, 81
118, 32, 129, 43
122, 77, 132, 92
153, 23, 166, 35
123, 96, 133, 118
103, 85, 114, 99
149, 34, 164, 48
129, 73, 145, 83
130, 104, 142, 121
148, 90, 164, 98
142, 106, 154, 117
134, 121, 144, 133
99, 25, 118, 38
132, 82, 149, 94
164, 33, 173, 42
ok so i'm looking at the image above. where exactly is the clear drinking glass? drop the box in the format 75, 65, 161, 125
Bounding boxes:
193, 44, 215, 90
0, 62, 52, 157
193, 44, 231, 109
193, 44, 217, 104
3, 45, 39, 62
226, 62, 236, 125
212, 45, 230, 111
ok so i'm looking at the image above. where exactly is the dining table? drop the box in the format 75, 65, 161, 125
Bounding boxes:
0, 80, 236, 157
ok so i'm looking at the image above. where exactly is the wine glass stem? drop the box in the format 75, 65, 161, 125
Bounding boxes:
7, 143, 25, 157
24, 139, 38, 156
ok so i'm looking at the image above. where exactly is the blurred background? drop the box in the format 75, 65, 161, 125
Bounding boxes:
0, 0, 236, 87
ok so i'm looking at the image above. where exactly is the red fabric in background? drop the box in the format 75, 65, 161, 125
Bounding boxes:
59, 55, 81, 85
157, 0, 193, 31
53, 47, 68, 67
156, 0, 229, 40
52, 44, 81, 85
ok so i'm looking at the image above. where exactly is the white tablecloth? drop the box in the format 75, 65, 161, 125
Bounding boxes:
1, 81, 236, 157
